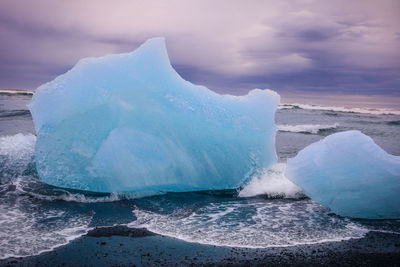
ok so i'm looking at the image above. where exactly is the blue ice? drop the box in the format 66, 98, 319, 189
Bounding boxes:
29, 38, 279, 193
286, 130, 400, 219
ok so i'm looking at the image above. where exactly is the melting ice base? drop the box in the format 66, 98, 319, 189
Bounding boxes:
29, 38, 279, 193
286, 130, 400, 219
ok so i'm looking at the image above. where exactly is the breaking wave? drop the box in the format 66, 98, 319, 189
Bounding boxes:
0, 89, 33, 95
277, 123, 339, 134
239, 163, 304, 198
387, 120, 400, 126
0, 110, 31, 118
279, 103, 400, 115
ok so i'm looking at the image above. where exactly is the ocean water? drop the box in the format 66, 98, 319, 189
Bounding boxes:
1, 91, 399, 259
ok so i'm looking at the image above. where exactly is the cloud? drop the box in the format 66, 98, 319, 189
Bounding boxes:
0, 0, 399, 96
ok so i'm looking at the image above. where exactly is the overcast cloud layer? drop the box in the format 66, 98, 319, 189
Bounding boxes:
0, 0, 399, 96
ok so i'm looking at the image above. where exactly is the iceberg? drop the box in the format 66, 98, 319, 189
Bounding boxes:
285, 130, 400, 219
28, 38, 279, 193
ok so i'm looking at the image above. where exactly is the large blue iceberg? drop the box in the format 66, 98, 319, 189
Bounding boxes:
286, 130, 400, 219
29, 38, 279, 193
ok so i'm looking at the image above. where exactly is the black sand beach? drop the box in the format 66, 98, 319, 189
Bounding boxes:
2, 226, 400, 266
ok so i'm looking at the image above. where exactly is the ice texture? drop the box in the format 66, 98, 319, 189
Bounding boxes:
28, 38, 279, 193
286, 130, 400, 219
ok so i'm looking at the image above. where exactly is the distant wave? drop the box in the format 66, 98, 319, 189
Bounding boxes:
387, 120, 400, 126
0, 109, 31, 118
0, 89, 33, 95
279, 103, 400, 115
277, 123, 339, 134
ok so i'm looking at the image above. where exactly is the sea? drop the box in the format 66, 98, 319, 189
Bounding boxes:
1, 90, 399, 259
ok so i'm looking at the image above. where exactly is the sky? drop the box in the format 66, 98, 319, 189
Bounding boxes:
0, 0, 399, 99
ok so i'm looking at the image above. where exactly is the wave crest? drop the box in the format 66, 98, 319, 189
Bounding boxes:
239, 163, 304, 198
279, 103, 400, 115
277, 123, 339, 134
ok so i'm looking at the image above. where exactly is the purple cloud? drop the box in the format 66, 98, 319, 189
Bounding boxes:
0, 0, 399, 97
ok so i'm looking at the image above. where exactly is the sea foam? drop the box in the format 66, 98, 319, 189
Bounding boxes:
130, 198, 367, 248
239, 163, 303, 198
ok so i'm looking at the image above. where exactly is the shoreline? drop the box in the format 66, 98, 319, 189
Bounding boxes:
2, 226, 400, 266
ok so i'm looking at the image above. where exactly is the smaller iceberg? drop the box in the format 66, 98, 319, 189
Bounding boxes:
285, 130, 400, 219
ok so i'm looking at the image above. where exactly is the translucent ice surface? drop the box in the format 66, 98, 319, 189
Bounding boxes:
286, 130, 400, 219
29, 38, 279, 193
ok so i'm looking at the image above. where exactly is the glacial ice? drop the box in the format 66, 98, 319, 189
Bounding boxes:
285, 130, 400, 219
28, 38, 279, 193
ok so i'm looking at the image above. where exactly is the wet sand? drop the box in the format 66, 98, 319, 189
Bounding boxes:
2, 226, 400, 266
